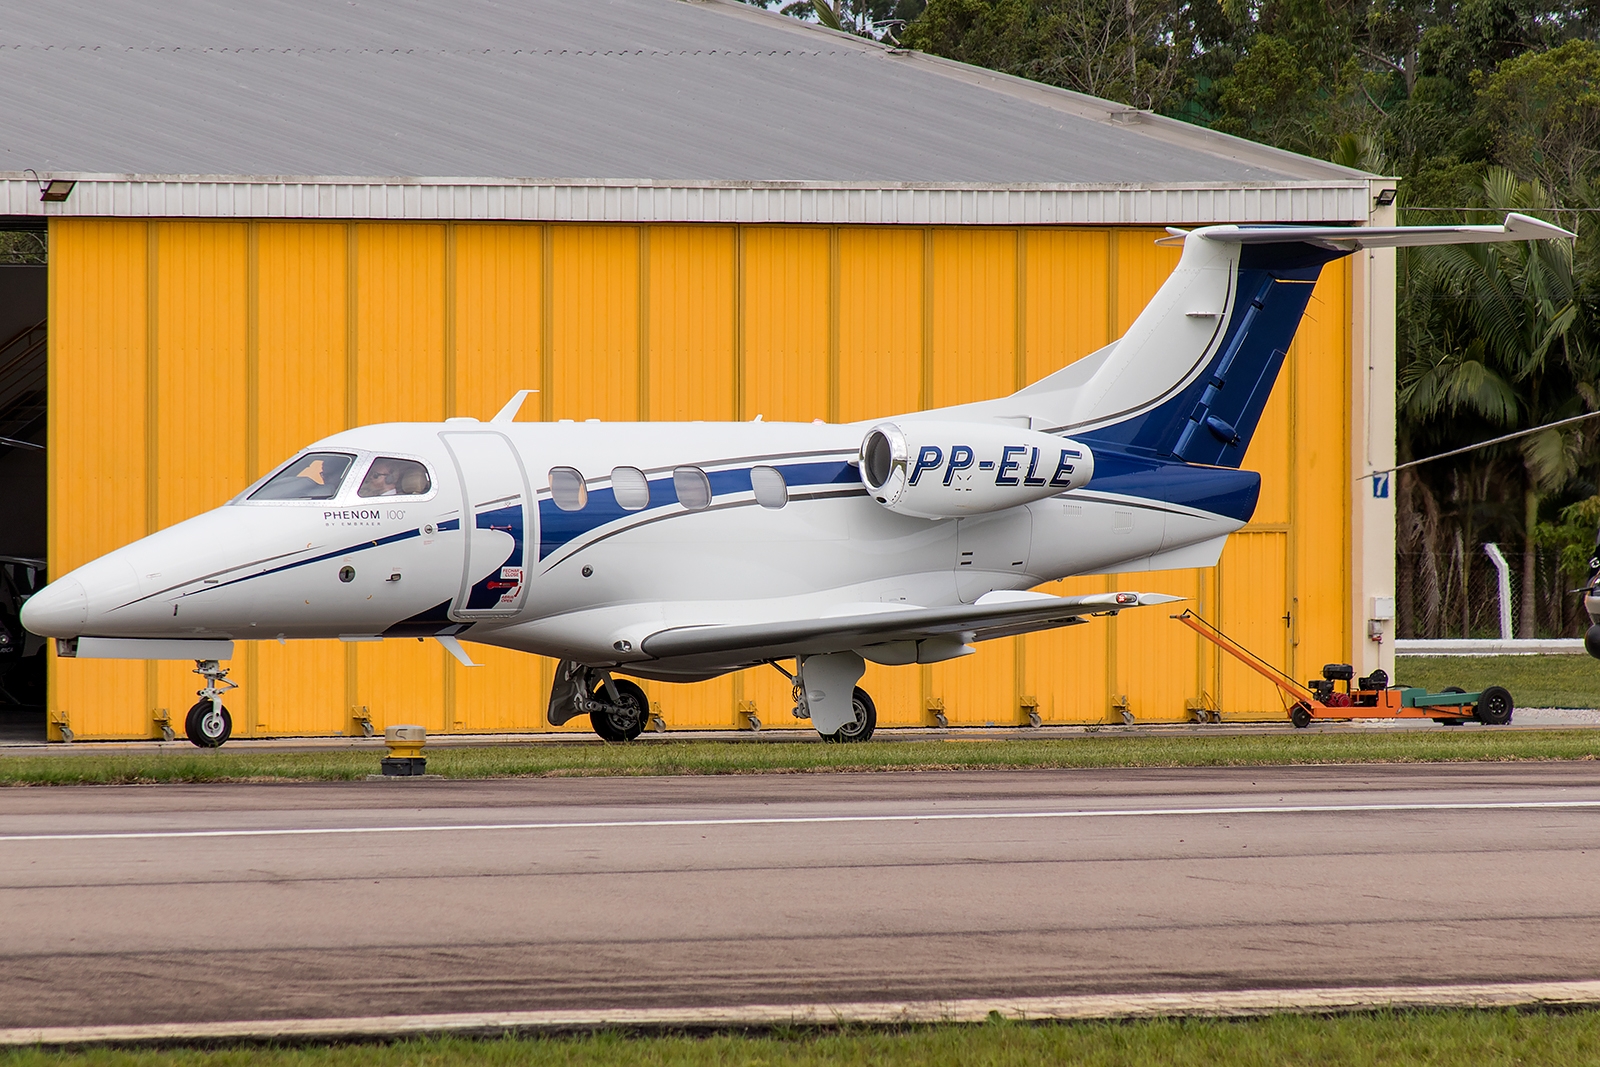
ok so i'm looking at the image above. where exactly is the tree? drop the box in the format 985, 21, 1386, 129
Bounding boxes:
1477, 39, 1600, 199
1401, 168, 1593, 635
902, 0, 1219, 112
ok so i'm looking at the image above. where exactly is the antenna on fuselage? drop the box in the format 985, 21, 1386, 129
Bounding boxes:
491, 389, 539, 424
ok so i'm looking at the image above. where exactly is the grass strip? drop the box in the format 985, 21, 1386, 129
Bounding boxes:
1396, 655, 1600, 710
5, 1010, 1600, 1066
3, 729, 1600, 785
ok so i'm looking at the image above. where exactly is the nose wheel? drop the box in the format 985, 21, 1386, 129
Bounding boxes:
186, 659, 237, 748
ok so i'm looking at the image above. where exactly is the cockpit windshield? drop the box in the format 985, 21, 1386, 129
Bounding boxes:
249, 453, 357, 501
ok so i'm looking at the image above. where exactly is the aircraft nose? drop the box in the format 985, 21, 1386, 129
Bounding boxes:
21, 576, 88, 638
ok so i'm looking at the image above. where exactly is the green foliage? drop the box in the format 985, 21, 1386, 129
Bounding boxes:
1537, 494, 1600, 580
764, 0, 925, 38
6, 1010, 1600, 1066
903, 0, 1223, 112
1478, 38, 1600, 194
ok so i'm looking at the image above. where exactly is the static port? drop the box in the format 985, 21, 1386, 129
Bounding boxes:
581, 564, 594, 577
339, 566, 355, 583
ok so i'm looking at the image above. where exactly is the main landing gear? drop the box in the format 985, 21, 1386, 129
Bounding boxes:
818, 686, 876, 743
779, 653, 876, 742
589, 677, 649, 742
185, 658, 236, 748
546, 660, 650, 742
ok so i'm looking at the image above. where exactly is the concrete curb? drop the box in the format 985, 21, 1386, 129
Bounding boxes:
5, 980, 1600, 1045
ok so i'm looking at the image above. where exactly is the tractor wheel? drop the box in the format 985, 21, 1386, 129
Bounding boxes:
1474, 685, 1514, 726
1290, 704, 1313, 730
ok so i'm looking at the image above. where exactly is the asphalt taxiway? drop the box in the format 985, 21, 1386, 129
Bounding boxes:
2, 764, 1598, 1031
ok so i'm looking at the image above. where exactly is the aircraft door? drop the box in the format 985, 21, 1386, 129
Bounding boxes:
441, 431, 532, 619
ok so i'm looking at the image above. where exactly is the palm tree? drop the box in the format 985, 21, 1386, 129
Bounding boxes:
1400, 169, 1592, 636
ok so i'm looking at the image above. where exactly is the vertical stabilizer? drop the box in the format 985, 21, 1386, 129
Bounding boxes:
1056, 233, 1341, 466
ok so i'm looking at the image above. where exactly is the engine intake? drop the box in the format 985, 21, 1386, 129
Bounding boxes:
859, 420, 1093, 519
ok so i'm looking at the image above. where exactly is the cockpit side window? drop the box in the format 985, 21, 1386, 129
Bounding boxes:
249, 453, 357, 501
358, 457, 432, 498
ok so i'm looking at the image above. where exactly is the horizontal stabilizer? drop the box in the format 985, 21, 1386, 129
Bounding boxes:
640, 591, 1183, 663
1184, 212, 1574, 250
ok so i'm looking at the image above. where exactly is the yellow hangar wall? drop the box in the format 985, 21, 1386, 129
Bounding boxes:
46, 218, 1351, 741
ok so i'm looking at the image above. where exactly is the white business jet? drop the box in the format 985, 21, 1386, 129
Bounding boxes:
22, 215, 1572, 746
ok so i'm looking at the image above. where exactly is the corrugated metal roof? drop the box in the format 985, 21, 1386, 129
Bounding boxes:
0, 0, 1367, 187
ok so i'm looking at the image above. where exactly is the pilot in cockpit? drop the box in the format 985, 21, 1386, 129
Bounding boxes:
358, 458, 403, 498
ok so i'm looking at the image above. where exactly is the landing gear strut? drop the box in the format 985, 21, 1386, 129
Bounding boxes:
186, 658, 236, 748
777, 655, 876, 743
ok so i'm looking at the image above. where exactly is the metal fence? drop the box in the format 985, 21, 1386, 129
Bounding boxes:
1397, 545, 1586, 640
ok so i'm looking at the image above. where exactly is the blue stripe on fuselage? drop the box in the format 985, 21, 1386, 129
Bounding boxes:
536, 451, 1256, 562
537, 459, 858, 561
1085, 449, 1260, 523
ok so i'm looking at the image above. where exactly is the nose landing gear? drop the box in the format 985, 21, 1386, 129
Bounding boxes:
185, 659, 236, 748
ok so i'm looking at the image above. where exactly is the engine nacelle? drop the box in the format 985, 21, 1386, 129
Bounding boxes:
858, 420, 1094, 519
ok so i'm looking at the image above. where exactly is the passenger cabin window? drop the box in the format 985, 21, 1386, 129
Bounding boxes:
250, 452, 356, 501
550, 467, 588, 511
612, 466, 650, 510
750, 465, 787, 509
673, 466, 711, 511
358, 457, 432, 498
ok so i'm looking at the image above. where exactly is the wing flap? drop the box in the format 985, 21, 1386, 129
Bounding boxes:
639, 591, 1182, 661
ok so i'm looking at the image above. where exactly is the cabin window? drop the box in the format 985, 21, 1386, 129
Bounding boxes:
357, 457, 432, 498
750, 465, 787, 509
673, 466, 711, 511
550, 467, 588, 511
611, 466, 650, 511
249, 452, 356, 501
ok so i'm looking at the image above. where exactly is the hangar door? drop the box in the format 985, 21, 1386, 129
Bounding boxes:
0, 233, 48, 738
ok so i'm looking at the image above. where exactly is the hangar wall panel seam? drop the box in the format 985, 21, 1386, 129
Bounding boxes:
46, 220, 1354, 740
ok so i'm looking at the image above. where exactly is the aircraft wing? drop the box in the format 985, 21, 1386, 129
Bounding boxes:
1184, 212, 1575, 250
639, 590, 1182, 664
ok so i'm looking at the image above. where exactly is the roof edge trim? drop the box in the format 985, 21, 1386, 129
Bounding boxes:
1, 176, 1374, 226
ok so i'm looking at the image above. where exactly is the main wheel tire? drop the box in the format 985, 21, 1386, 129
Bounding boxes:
1475, 684, 1514, 726
821, 686, 876, 743
589, 679, 649, 742
185, 699, 233, 748
1289, 703, 1313, 729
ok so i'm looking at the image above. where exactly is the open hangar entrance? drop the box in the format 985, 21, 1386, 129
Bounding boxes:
0, 220, 48, 740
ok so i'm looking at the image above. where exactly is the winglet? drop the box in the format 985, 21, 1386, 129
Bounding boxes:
491, 389, 538, 424
437, 635, 480, 667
